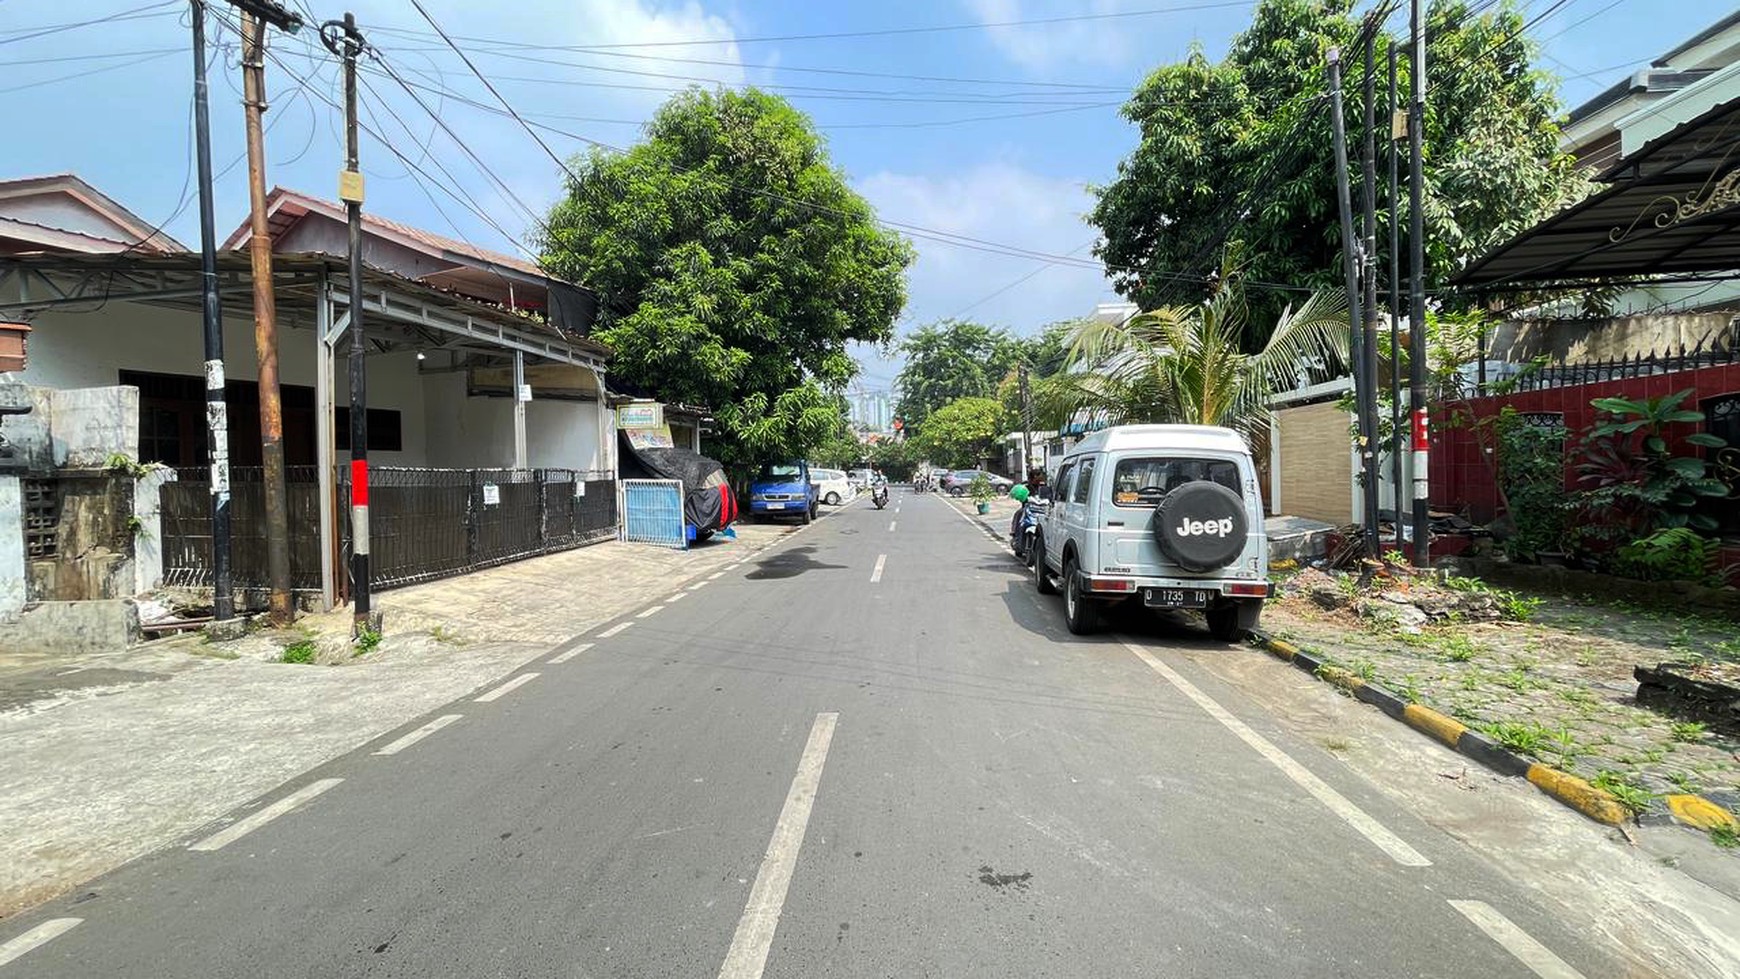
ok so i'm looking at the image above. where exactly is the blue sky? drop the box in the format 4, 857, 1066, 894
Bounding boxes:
6, 0, 1735, 393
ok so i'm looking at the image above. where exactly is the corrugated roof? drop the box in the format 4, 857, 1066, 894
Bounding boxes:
0, 173, 186, 252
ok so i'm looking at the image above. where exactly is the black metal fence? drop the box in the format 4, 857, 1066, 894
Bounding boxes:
161, 466, 324, 591
161, 466, 616, 595
1498, 339, 1738, 394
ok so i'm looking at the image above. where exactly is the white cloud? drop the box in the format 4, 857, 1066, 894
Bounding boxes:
850, 163, 1117, 385
962, 0, 1146, 71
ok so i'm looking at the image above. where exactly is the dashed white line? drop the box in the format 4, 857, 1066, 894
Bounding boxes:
716, 712, 839, 979
1449, 901, 1587, 979
549, 642, 594, 665
598, 621, 632, 638
888, 520, 897, 532
0, 918, 81, 968
637, 605, 665, 618
189, 778, 343, 851
374, 714, 462, 755
474, 672, 540, 703
707, 571, 725, 580
666, 591, 687, 603
869, 554, 886, 583
1122, 641, 1431, 867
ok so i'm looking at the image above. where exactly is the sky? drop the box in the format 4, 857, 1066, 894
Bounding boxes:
5, 0, 1735, 395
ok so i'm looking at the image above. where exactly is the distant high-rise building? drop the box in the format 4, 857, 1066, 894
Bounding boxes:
848, 390, 893, 431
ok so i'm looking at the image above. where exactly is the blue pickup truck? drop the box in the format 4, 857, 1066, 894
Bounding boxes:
748, 461, 820, 524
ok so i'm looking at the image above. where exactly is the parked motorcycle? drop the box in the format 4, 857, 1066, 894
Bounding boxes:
1010, 498, 1047, 565
871, 483, 890, 509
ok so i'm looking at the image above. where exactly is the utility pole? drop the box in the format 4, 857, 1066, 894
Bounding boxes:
1408, 0, 1431, 566
1359, 25, 1382, 543
1327, 47, 1378, 559
322, 14, 373, 637
189, 0, 232, 622
1387, 41, 1405, 549
1018, 363, 1033, 480
234, 0, 302, 626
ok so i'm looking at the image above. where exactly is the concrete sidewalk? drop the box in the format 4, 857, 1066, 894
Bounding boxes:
0, 512, 826, 917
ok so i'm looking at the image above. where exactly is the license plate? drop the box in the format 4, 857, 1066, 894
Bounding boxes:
1145, 587, 1210, 609
764, 502, 786, 510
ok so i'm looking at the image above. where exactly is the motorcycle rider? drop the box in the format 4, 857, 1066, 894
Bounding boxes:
1010, 468, 1048, 541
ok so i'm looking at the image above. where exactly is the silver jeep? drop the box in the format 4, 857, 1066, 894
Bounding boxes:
1032, 424, 1270, 639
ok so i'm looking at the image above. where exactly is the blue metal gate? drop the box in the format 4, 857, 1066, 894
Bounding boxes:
620, 478, 686, 549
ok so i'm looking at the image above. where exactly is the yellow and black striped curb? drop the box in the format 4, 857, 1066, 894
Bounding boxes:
1250, 632, 1738, 837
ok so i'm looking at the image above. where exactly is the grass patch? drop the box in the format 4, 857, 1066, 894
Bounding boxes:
281, 639, 317, 665
1592, 770, 1655, 815
1671, 721, 1708, 744
1320, 736, 1352, 753
1713, 823, 1739, 850
1350, 658, 1378, 682
429, 625, 463, 646
1440, 634, 1478, 662
1668, 772, 1700, 794
1478, 720, 1554, 757
1398, 674, 1423, 705
354, 628, 383, 656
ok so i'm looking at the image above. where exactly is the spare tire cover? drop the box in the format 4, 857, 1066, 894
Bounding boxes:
1152, 481, 1248, 572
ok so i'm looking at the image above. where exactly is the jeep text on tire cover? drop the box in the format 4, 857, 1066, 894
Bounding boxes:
1176, 517, 1235, 538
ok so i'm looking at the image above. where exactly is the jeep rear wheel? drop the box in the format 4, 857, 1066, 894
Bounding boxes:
1034, 536, 1057, 595
1063, 556, 1100, 635
1206, 599, 1261, 642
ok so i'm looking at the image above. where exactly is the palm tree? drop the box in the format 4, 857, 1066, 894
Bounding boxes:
1041, 271, 1348, 450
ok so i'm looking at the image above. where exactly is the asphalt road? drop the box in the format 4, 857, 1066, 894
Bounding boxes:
1, 488, 1624, 977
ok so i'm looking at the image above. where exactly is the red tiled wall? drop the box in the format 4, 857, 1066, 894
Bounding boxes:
1430, 363, 1740, 523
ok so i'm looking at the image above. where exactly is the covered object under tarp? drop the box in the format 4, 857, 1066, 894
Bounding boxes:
617, 432, 738, 535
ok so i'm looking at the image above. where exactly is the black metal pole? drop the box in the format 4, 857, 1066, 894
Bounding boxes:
1360, 25, 1382, 546
324, 13, 371, 634
191, 0, 233, 621
1408, 0, 1431, 567
1388, 40, 1404, 548
1328, 49, 1374, 556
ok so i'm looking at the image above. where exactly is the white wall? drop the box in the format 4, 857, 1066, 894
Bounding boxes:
421, 371, 605, 471
0, 476, 23, 621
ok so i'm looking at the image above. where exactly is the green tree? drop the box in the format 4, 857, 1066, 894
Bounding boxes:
892, 320, 1019, 430
912, 397, 1010, 469
1090, 0, 1591, 333
1040, 263, 1347, 449
541, 88, 914, 466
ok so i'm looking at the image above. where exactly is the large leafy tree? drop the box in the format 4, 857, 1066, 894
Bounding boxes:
541, 88, 914, 466
892, 320, 1020, 430
912, 397, 1010, 469
1091, 0, 1590, 334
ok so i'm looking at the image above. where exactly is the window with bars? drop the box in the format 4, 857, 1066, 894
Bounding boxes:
22, 479, 57, 559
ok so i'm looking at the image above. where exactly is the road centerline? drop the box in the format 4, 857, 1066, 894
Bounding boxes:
188, 779, 343, 852
597, 621, 632, 639
1449, 900, 1587, 979
548, 642, 594, 665
1122, 641, 1431, 867
716, 712, 840, 979
870, 554, 886, 583
374, 714, 462, 756
474, 673, 540, 703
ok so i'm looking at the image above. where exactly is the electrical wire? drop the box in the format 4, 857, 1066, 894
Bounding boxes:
0, 48, 181, 94
0, 0, 181, 46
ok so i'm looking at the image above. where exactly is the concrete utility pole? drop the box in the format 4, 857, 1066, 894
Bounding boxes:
1327, 47, 1379, 559
233, 0, 303, 626
1387, 41, 1405, 548
189, 0, 232, 622
321, 13, 373, 637
1408, 0, 1431, 566
1018, 363, 1033, 479
1359, 24, 1382, 542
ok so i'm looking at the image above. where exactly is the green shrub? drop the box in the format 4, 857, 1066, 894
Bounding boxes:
1614, 528, 1719, 583
281, 640, 317, 665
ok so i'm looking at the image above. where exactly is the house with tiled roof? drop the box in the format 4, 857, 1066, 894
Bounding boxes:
0, 174, 185, 255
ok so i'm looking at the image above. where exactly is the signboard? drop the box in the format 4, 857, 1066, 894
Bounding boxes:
482, 483, 501, 506
623, 426, 675, 450
617, 402, 663, 429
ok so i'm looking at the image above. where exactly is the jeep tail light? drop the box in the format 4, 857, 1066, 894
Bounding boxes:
1226, 582, 1270, 598
1088, 577, 1135, 593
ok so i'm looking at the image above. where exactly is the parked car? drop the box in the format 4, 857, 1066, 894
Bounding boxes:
810, 467, 853, 506
945, 469, 1013, 496
749, 461, 820, 523
848, 468, 874, 490
1031, 424, 1269, 640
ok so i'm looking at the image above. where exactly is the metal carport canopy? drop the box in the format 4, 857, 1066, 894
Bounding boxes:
1453, 94, 1740, 289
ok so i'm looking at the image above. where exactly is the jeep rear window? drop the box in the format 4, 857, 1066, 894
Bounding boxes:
1110, 457, 1240, 507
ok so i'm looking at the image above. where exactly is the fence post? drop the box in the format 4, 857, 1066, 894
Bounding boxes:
536, 469, 549, 551
467, 469, 480, 565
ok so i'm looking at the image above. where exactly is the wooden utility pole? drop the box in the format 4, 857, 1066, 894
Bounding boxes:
1018, 363, 1033, 480
234, 0, 301, 625
189, 0, 232, 622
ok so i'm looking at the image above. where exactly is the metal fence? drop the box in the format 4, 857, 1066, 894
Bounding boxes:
343, 467, 617, 589
161, 466, 616, 594
620, 478, 686, 550
1492, 339, 1738, 395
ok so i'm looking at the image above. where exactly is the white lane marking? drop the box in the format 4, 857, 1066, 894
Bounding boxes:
637, 605, 665, 618
549, 642, 594, 665
1122, 641, 1431, 867
667, 591, 687, 603
189, 779, 343, 851
474, 672, 540, 703
598, 621, 632, 638
717, 712, 839, 979
940, 495, 1015, 555
1449, 901, 1587, 979
888, 520, 897, 532
707, 571, 725, 580
869, 554, 886, 583
374, 714, 462, 755
0, 918, 81, 968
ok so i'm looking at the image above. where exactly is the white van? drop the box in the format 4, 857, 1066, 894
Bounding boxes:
810, 468, 853, 506
1032, 424, 1269, 639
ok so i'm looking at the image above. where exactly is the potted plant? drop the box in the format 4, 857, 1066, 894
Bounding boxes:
970, 473, 994, 514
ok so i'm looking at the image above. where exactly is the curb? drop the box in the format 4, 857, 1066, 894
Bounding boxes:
1246, 631, 1729, 832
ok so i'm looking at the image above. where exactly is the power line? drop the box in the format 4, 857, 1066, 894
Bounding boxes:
0, 0, 180, 46
0, 48, 180, 94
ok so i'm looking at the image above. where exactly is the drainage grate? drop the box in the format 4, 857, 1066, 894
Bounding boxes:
23, 479, 58, 559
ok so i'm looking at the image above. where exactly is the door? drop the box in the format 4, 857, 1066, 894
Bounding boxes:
1065, 454, 1099, 574
1044, 461, 1076, 572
